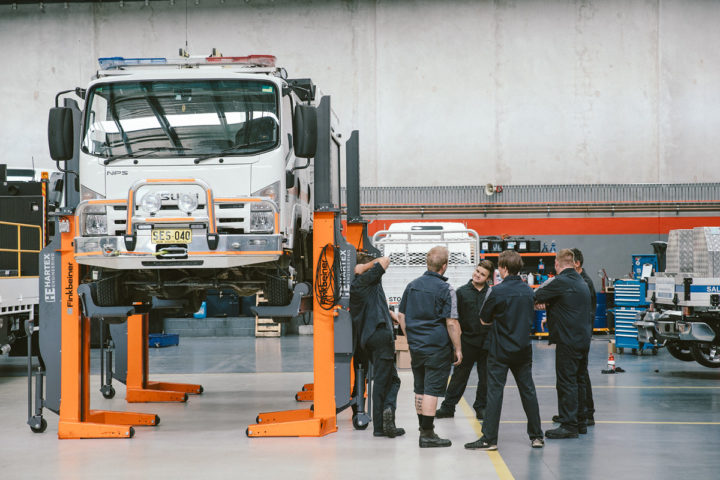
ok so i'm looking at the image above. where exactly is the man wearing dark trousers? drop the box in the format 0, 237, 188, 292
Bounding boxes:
464, 250, 544, 451
436, 259, 495, 420
552, 248, 597, 426
350, 254, 405, 438
398, 246, 462, 448
535, 248, 592, 439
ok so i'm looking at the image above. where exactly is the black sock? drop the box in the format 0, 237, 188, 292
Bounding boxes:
417, 414, 423, 427
420, 415, 434, 430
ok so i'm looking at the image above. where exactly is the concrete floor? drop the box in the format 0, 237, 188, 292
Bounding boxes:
1, 336, 719, 479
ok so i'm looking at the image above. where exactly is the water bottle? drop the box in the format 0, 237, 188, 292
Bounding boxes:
550, 240, 557, 253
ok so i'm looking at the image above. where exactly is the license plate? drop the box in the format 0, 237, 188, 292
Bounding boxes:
151, 229, 192, 244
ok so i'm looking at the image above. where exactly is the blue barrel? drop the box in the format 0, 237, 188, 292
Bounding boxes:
534, 310, 547, 333
594, 292, 607, 329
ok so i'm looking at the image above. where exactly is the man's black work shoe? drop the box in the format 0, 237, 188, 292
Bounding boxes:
545, 427, 579, 439
382, 407, 403, 438
586, 417, 595, 426
374, 428, 406, 438
435, 406, 455, 419
475, 409, 485, 420
464, 438, 497, 451
578, 424, 588, 434
419, 428, 452, 448
552, 415, 561, 423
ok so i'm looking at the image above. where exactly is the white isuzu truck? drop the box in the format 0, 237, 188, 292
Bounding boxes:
47, 53, 320, 311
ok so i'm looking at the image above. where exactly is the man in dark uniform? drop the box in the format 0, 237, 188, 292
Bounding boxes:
350, 254, 405, 438
535, 248, 592, 439
552, 248, 597, 426
464, 250, 544, 451
436, 259, 495, 420
398, 246, 462, 448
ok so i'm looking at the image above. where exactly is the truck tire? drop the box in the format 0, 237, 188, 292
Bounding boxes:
267, 275, 291, 306
690, 343, 720, 368
292, 226, 309, 284
95, 276, 123, 306
666, 343, 694, 362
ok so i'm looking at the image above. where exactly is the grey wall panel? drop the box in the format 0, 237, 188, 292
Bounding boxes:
2, 0, 720, 186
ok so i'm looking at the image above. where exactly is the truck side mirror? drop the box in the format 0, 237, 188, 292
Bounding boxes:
48, 107, 74, 161
293, 105, 317, 158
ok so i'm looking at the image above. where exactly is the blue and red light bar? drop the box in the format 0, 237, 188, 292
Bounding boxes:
98, 55, 276, 70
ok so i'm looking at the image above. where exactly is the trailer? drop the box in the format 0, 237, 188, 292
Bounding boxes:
635, 227, 720, 368
371, 223, 480, 308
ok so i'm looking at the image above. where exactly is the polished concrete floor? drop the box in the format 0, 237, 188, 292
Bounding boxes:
1, 336, 719, 479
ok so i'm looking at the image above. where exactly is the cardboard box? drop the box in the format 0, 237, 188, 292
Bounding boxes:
396, 350, 411, 369
395, 335, 408, 351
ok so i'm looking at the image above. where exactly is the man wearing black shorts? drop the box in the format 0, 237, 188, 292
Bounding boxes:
398, 246, 462, 448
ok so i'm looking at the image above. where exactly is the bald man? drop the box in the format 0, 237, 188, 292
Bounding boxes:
398, 246, 462, 448
534, 248, 592, 439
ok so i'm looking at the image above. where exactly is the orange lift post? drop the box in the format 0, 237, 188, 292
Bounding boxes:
57, 216, 158, 439
124, 313, 202, 403
247, 210, 340, 437
247, 97, 367, 437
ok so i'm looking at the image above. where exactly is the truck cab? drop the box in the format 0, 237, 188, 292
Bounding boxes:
48, 54, 319, 310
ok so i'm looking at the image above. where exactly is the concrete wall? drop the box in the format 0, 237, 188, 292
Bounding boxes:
1, 0, 719, 187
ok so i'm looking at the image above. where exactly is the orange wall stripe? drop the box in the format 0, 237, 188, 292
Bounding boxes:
368, 216, 720, 236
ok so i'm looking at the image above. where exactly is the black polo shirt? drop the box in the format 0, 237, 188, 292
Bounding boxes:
399, 270, 457, 355
480, 275, 535, 364
534, 268, 592, 350
350, 263, 393, 350
456, 280, 492, 348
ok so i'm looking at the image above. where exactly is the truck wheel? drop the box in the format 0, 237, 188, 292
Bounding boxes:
666, 343, 694, 362
292, 225, 308, 283
95, 276, 123, 306
690, 343, 720, 368
267, 275, 291, 306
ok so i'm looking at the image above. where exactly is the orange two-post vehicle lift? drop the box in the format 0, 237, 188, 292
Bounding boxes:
27, 95, 372, 438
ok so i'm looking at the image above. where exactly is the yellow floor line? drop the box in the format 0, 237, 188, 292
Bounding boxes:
458, 396, 514, 480
499, 420, 720, 425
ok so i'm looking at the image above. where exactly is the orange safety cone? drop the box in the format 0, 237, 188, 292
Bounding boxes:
602, 352, 617, 374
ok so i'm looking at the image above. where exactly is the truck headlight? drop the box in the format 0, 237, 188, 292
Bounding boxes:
86, 213, 108, 235
139, 193, 161, 214
250, 201, 275, 233
83, 205, 108, 235
178, 193, 198, 214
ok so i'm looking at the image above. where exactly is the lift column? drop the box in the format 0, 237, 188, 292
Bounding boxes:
57, 216, 158, 439
247, 95, 353, 437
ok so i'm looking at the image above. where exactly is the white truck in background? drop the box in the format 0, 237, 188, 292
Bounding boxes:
635, 227, 720, 368
47, 53, 324, 311
372, 222, 480, 308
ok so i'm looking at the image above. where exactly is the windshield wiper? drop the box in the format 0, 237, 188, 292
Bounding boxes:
193, 140, 275, 164
103, 147, 191, 165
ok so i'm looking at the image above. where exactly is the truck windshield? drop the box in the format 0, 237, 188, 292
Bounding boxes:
82, 80, 279, 160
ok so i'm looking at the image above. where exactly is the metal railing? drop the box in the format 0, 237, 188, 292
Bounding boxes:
0, 221, 43, 278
